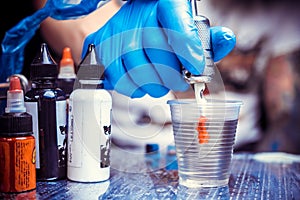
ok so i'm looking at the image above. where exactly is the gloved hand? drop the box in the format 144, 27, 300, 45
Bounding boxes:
83, 0, 236, 98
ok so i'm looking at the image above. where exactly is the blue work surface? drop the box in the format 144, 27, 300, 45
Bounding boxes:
1, 147, 300, 199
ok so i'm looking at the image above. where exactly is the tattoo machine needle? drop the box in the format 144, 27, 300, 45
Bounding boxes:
183, 0, 215, 103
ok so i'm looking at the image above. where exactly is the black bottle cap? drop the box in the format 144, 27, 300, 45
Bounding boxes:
30, 43, 58, 81
76, 44, 105, 88
0, 112, 33, 137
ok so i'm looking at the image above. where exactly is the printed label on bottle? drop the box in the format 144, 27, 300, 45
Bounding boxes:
0, 141, 10, 192
14, 139, 36, 191
56, 100, 67, 168
25, 102, 40, 168
100, 102, 112, 168
0, 138, 36, 193
100, 125, 111, 168
68, 96, 112, 170
26, 100, 67, 171
67, 98, 82, 168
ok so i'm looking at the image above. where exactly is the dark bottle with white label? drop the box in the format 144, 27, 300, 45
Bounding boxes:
25, 43, 67, 181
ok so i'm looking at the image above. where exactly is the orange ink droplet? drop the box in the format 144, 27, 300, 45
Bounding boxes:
196, 116, 209, 144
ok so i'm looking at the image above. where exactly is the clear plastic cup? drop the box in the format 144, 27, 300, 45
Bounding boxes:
167, 99, 242, 188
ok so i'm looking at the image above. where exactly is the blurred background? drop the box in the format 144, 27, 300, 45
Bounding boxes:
198, 0, 300, 154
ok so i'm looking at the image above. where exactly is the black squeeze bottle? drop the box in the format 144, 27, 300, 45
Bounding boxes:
25, 43, 67, 181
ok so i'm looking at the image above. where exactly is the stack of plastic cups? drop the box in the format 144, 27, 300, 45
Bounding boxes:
167, 99, 242, 188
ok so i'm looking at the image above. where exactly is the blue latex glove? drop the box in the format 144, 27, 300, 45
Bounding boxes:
83, 0, 236, 98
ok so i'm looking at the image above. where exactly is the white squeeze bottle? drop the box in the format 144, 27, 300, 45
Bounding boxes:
67, 44, 112, 182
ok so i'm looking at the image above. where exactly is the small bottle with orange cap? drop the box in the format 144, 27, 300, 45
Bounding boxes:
0, 76, 36, 193
57, 47, 76, 98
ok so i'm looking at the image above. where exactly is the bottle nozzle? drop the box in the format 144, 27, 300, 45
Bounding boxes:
5, 76, 26, 113
30, 43, 58, 80
9, 76, 22, 92
58, 47, 76, 79
76, 44, 105, 88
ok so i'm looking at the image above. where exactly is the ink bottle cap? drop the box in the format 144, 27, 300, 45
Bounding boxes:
0, 112, 33, 137
0, 77, 32, 136
30, 43, 58, 81
58, 47, 76, 79
76, 44, 105, 88
5, 76, 26, 113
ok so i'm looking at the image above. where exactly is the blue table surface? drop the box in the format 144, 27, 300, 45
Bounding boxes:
1, 146, 300, 200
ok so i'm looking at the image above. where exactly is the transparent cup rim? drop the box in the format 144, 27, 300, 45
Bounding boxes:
167, 98, 243, 107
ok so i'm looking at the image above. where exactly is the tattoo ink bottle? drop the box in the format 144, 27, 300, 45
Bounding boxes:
25, 43, 67, 181
0, 76, 36, 193
67, 44, 112, 182
57, 47, 76, 99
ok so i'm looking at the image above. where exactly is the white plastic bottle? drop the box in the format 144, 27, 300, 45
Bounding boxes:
67, 44, 112, 182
